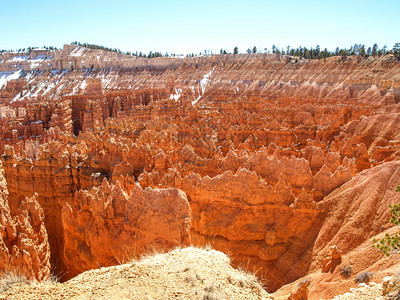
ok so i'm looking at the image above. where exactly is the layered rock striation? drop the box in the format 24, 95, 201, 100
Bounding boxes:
0, 50, 399, 295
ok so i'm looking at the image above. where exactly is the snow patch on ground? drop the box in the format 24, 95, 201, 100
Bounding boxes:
31, 54, 47, 61
52, 69, 61, 76
98, 71, 118, 89
56, 84, 65, 95
70, 47, 85, 57
192, 67, 215, 105
0, 70, 22, 89
8, 56, 29, 62
31, 81, 47, 97
12, 90, 24, 102
70, 81, 81, 95
80, 80, 87, 90
7, 55, 51, 69
43, 81, 56, 95
170, 88, 182, 101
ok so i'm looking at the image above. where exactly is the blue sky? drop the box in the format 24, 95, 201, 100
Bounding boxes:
1, 0, 399, 54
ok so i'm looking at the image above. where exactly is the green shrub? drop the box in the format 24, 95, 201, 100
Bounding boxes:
372, 185, 400, 256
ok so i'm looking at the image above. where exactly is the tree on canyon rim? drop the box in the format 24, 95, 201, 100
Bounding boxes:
394, 43, 400, 59
373, 185, 400, 255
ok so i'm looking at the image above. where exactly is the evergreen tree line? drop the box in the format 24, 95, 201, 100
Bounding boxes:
71, 41, 173, 58
2, 42, 399, 60
0, 46, 59, 54
266, 43, 400, 59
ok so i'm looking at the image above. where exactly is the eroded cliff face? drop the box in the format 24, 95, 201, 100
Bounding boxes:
0, 50, 399, 293
0, 156, 50, 281
62, 181, 191, 279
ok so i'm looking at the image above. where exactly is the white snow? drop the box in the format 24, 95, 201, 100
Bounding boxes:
25, 72, 35, 82
0, 70, 22, 89
30, 62, 41, 69
31, 54, 46, 61
70, 47, 85, 57
56, 84, 65, 95
43, 81, 56, 95
60, 69, 69, 77
70, 81, 81, 95
8, 56, 29, 62
67, 79, 87, 95
169, 88, 182, 101
192, 67, 215, 105
12, 92, 22, 102
101, 75, 113, 88
98, 71, 118, 89
7, 54, 52, 70
80, 80, 87, 90
31, 81, 47, 97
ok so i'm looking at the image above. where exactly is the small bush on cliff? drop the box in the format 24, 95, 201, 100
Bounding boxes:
354, 271, 374, 284
372, 185, 400, 256
340, 265, 353, 278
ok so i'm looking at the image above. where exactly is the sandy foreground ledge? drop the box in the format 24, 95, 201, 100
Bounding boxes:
0, 247, 271, 300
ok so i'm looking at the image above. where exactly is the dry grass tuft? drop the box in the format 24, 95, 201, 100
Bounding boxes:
0, 272, 28, 293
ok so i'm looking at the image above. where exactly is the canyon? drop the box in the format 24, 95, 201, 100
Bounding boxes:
0, 45, 400, 298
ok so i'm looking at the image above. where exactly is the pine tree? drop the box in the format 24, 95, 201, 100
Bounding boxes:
252, 46, 257, 54
233, 47, 239, 55
372, 43, 378, 56
373, 185, 400, 255
316, 45, 321, 58
393, 43, 400, 59
360, 45, 366, 57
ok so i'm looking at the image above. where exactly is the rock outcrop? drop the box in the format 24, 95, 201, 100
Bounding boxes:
0, 163, 50, 280
273, 161, 400, 299
61, 180, 191, 278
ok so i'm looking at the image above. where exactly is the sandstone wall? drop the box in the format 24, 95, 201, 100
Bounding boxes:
0, 156, 50, 280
